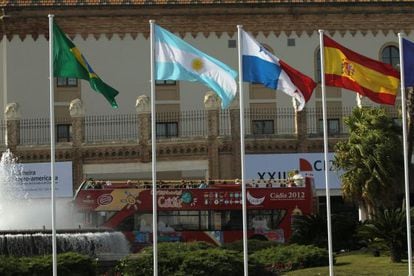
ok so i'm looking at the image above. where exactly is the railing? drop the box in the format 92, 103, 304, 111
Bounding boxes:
219, 109, 231, 136
306, 106, 353, 137
13, 106, 404, 145
82, 178, 305, 190
85, 114, 138, 143
156, 110, 207, 139
20, 117, 72, 145
220, 108, 296, 137
245, 107, 296, 137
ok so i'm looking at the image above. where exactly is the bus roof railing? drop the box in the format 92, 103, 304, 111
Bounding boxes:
78, 177, 310, 190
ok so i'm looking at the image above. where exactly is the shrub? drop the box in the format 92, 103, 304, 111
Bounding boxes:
116, 242, 214, 275
177, 248, 243, 276
221, 239, 280, 253
117, 241, 272, 276
0, 252, 96, 276
250, 244, 331, 273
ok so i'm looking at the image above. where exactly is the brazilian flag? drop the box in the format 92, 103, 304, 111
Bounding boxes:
53, 22, 119, 108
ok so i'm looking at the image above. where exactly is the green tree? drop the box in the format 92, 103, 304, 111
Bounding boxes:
358, 208, 410, 262
334, 107, 403, 213
289, 213, 360, 251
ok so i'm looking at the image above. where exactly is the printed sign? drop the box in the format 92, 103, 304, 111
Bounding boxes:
14, 162, 73, 198
245, 153, 342, 189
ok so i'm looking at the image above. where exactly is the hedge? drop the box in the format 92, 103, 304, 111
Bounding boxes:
116, 242, 329, 275
0, 252, 96, 276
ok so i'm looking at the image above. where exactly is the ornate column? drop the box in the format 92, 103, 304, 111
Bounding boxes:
204, 91, 220, 179
136, 95, 151, 163
4, 103, 21, 151
69, 98, 85, 189
295, 108, 308, 152
230, 97, 241, 178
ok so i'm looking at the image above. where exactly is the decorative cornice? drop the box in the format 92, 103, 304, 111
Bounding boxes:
1, 3, 414, 39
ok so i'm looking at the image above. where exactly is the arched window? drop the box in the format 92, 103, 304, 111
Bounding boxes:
381, 45, 399, 68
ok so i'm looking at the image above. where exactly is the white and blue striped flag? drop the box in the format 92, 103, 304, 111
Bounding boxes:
155, 24, 238, 108
241, 29, 316, 111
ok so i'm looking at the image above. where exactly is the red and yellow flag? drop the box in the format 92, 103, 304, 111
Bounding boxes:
323, 35, 399, 105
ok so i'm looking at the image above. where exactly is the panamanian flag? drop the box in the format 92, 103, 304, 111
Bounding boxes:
241, 30, 316, 111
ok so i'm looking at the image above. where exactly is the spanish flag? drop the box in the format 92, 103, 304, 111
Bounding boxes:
323, 35, 399, 105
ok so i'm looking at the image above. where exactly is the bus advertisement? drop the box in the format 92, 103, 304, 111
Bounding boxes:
73, 177, 316, 252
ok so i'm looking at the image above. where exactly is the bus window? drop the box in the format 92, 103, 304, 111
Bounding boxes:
96, 211, 116, 226
222, 210, 242, 230
135, 213, 153, 231
248, 209, 287, 230
116, 215, 134, 231
210, 211, 222, 230
272, 210, 287, 227
158, 211, 202, 231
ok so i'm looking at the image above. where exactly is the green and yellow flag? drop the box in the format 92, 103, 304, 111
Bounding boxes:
53, 22, 119, 108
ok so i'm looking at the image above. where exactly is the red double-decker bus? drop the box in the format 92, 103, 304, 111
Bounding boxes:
73, 177, 316, 252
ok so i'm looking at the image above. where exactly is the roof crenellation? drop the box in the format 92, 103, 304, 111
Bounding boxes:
2, 0, 414, 8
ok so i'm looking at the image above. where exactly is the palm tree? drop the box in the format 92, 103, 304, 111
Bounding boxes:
358, 208, 410, 262
334, 107, 403, 215
290, 213, 360, 251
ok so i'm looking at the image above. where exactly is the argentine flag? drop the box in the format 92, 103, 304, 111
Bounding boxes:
241, 30, 316, 111
155, 25, 238, 108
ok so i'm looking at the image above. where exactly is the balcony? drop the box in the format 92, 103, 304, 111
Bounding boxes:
0, 106, 374, 147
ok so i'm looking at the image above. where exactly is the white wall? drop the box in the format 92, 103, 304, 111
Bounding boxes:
0, 30, 408, 118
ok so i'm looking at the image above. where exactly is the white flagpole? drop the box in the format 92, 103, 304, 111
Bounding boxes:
48, 14, 58, 276
398, 32, 413, 276
1, 19, 7, 113
149, 19, 158, 276
356, 94, 362, 108
1, 11, 9, 144
237, 25, 249, 276
318, 30, 334, 276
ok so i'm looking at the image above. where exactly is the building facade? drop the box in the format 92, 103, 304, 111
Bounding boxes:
0, 0, 412, 197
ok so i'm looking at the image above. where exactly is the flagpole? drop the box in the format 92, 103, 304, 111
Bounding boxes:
356, 94, 362, 108
237, 25, 249, 276
1, 10, 9, 144
318, 29, 334, 276
398, 32, 413, 276
48, 14, 58, 276
149, 19, 158, 276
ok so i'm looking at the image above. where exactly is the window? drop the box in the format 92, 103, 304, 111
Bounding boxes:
318, 118, 340, 135
57, 77, 78, 87
156, 122, 178, 138
381, 45, 399, 68
315, 47, 321, 83
155, 80, 177, 85
228, 39, 236, 48
252, 120, 274, 135
56, 124, 72, 142
158, 211, 208, 231
248, 209, 287, 230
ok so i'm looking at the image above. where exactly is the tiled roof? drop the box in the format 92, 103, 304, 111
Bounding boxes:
1, 0, 413, 7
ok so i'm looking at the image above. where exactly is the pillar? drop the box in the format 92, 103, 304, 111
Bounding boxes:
4, 102, 21, 151
204, 91, 220, 179
69, 98, 85, 189
136, 95, 151, 163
